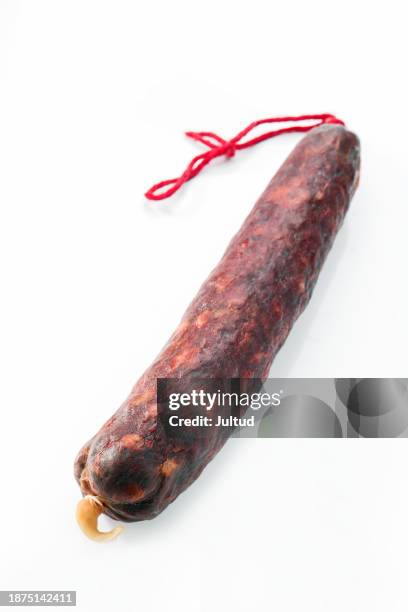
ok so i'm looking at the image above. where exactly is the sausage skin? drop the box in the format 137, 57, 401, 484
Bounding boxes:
75, 124, 360, 522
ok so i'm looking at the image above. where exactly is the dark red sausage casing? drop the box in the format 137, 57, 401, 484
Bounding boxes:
75, 124, 360, 522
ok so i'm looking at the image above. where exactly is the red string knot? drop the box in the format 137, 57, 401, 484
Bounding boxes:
185, 130, 237, 159
145, 113, 346, 201
216, 139, 236, 159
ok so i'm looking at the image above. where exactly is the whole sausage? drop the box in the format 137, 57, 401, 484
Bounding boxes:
75, 123, 360, 539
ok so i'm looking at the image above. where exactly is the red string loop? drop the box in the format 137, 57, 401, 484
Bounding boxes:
145, 113, 345, 201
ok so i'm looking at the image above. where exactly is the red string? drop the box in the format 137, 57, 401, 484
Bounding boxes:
145, 113, 345, 201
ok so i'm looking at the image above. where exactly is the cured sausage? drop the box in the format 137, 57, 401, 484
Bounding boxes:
75, 123, 360, 539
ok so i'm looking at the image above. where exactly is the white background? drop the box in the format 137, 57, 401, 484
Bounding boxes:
0, 1, 407, 611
